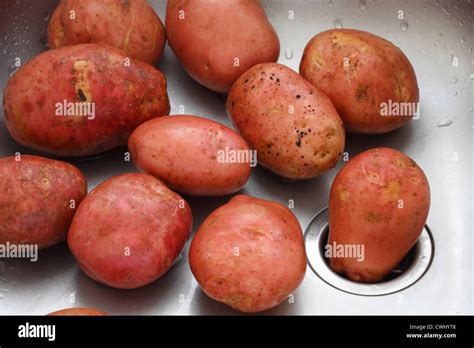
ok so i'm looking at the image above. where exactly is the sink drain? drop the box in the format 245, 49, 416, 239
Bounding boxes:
304, 207, 434, 296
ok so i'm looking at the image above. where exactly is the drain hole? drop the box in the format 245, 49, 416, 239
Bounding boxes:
305, 206, 434, 295
318, 226, 418, 283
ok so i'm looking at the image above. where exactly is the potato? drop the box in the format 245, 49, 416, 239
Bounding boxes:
128, 115, 252, 196
300, 29, 419, 134
3, 44, 169, 157
166, 0, 279, 93
48, 308, 107, 316
68, 173, 192, 289
48, 0, 166, 65
0, 155, 87, 250
189, 195, 306, 313
227, 62, 345, 180
328, 147, 430, 283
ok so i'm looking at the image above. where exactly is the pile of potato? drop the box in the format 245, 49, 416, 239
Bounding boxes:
1, 0, 429, 314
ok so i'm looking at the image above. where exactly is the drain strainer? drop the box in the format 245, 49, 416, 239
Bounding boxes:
304, 207, 434, 296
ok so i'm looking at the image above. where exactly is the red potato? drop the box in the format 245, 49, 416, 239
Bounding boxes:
328, 147, 430, 283
189, 195, 306, 313
300, 29, 419, 134
3, 44, 169, 157
68, 173, 192, 289
0, 155, 87, 249
48, 308, 107, 316
48, 0, 166, 64
227, 63, 345, 180
128, 115, 252, 196
166, 0, 280, 93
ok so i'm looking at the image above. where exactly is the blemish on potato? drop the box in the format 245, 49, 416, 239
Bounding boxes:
311, 51, 326, 68
366, 171, 379, 182
356, 85, 368, 101
383, 181, 400, 201
366, 211, 383, 222
72, 60, 93, 102
339, 189, 350, 202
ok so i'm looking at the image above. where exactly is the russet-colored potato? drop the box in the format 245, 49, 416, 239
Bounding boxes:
128, 115, 251, 196
3, 44, 169, 157
166, 0, 280, 93
0, 155, 87, 249
328, 147, 430, 283
68, 173, 192, 289
48, 0, 166, 64
189, 195, 306, 313
48, 307, 107, 316
300, 29, 419, 134
227, 63, 345, 180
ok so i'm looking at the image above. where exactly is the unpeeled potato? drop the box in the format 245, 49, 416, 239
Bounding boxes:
48, 0, 166, 64
328, 147, 430, 283
300, 29, 419, 134
227, 63, 345, 180
48, 308, 107, 316
166, 0, 280, 93
189, 195, 306, 313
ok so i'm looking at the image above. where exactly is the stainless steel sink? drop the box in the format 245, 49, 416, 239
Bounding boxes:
0, 0, 472, 315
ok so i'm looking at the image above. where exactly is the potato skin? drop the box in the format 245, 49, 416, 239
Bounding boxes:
3, 44, 169, 157
0, 155, 87, 249
48, 0, 166, 64
300, 29, 419, 134
227, 63, 345, 180
128, 115, 251, 196
68, 173, 192, 289
166, 0, 280, 93
48, 308, 107, 316
189, 195, 306, 313
328, 147, 430, 283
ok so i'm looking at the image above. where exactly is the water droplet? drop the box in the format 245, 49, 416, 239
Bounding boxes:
450, 76, 458, 84
327, 0, 334, 6
453, 91, 458, 96
442, 7, 450, 15
400, 20, 409, 31
0, 294, 3, 299
417, 49, 427, 56
44, 13, 50, 22
359, 0, 367, 10
460, 36, 465, 43
333, 18, 343, 29
461, 131, 466, 136
469, 107, 474, 112
285, 47, 293, 60
437, 116, 454, 127
470, 73, 474, 80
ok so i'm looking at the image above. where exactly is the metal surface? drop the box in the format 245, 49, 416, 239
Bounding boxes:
0, 0, 472, 315
304, 207, 434, 296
